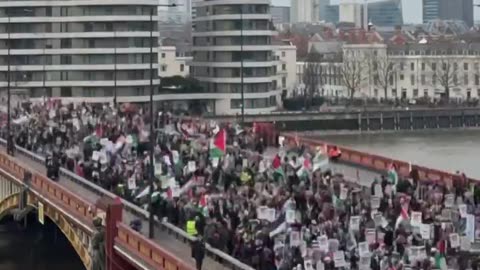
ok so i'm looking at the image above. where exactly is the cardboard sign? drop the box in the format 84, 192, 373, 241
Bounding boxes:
188, 161, 196, 173
318, 235, 328, 252
365, 229, 376, 244
286, 209, 296, 224
242, 158, 248, 168
449, 233, 460, 248
333, 251, 347, 268
358, 241, 370, 257
420, 224, 431, 240
349, 216, 360, 231
127, 176, 136, 190
211, 157, 219, 168
359, 256, 371, 270
92, 151, 100, 161
340, 186, 348, 200
370, 197, 380, 209
290, 231, 300, 246
154, 163, 162, 176
266, 208, 276, 222
411, 211, 422, 227
278, 136, 285, 147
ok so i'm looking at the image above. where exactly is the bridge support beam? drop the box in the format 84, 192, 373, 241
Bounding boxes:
105, 198, 135, 270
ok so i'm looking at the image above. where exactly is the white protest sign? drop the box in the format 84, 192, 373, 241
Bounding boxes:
365, 229, 376, 244
359, 256, 371, 270
374, 184, 383, 198
92, 151, 100, 161
444, 194, 454, 208
340, 186, 348, 200
242, 158, 248, 168
266, 208, 276, 222
188, 161, 196, 173
461, 236, 471, 251
410, 211, 422, 227
466, 214, 475, 242
286, 209, 295, 224
257, 206, 268, 220
127, 176, 136, 190
278, 136, 285, 147
163, 155, 171, 166
211, 157, 219, 168
333, 251, 346, 268
171, 186, 180, 198
172, 150, 179, 164
316, 261, 325, 270
318, 235, 329, 252
449, 233, 460, 248
358, 242, 370, 257
420, 224, 431, 240
290, 231, 300, 246
259, 160, 266, 173
370, 197, 380, 209
349, 216, 360, 231
154, 163, 162, 176
458, 204, 467, 218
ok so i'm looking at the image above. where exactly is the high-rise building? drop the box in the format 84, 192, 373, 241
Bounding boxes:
271, 6, 290, 25
291, 0, 320, 23
423, 0, 473, 27
319, 0, 339, 23
192, 0, 280, 114
0, 0, 159, 102
368, 0, 403, 27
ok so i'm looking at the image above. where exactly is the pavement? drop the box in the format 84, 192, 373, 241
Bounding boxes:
0, 144, 228, 270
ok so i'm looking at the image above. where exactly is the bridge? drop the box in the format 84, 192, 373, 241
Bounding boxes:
0, 132, 462, 270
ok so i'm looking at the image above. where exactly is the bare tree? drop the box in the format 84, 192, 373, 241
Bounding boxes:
302, 52, 324, 109
340, 53, 365, 101
429, 57, 459, 100
371, 55, 396, 100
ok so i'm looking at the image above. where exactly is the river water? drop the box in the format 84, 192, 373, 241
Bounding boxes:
318, 129, 480, 179
0, 214, 84, 270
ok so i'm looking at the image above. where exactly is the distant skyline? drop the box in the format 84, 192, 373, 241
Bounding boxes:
273, 0, 480, 24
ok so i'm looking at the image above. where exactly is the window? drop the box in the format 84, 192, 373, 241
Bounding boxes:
476, 74, 480, 86
410, 75, 415, 85
453, 62, 458, 70
410, 62, 414, 71
400, 74, 404, 80
432, 63, 436, 70
464, 63, 469, 71
392, 89, 397, 97
389, 75, 394, 86
161, 65, 167, 72
281, 77, 286, 88
282, 64, 286, 71
464, 74, 468, 85
453, 74, 458, 85
467, 90, 471, 99
424, 89, 428, 97
421, 75, 426, 85
421, 62, 425, 71
400, 63, 404, 70
281, 51, 285, 57
180, 64, 184, 72
432, 74, 437, 85
374, 89, 378, 97
413, 89, 418, 97
161, 53, 166, 58
442, 63, 447, 70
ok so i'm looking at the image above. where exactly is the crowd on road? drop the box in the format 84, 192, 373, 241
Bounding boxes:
3, 100, 480, 270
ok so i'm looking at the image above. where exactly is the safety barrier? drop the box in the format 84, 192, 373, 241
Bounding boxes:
282, 133, 460, 186
0, 138, 255, 270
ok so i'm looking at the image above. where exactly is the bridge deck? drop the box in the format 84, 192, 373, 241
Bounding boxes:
4, 144, 383, 270
0, 144, 228, 270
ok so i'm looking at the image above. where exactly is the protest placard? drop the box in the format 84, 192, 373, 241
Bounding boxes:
444, 194, 454, 208
420, 223, 431, 240
290, 231, 300, 247
188, 161, 196, 173
370, 197, 380, 209
333, 251, 346, 268
318, 235, 328, 252
358, 242, 369, 257
286, 209, 295, 224
349, 216, 360, 231
458, 204, 467, 218
449, 233, 460, 248
411, 211, 422, 227
365, 229, 376, 244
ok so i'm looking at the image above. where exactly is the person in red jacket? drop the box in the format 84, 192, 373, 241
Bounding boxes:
328, 146, 342, 161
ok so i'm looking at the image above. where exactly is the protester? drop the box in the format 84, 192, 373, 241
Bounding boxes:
4, 99, 480, 270
191, 234, 206, 270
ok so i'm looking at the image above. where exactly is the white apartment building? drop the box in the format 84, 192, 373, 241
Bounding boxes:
0, 0, 162, 103
290, 0, 319, 24
158, 46, 191, 77
296, 42, 480, 101
191, 0, 281, 115
275, 41, 297, 97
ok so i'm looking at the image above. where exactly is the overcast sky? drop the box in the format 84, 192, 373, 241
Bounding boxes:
271, 0, 430, 24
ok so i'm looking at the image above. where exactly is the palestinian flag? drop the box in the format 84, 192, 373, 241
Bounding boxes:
272, 154, 284, 178
296, 157, 311, 178
395, 207, 410, 229
209, 129, 226, 158
197, 194, 209, 217
312, 147, 329, 172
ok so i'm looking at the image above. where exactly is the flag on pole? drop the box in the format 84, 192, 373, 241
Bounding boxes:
209, 129, 226, 158
312, 147, 329, 172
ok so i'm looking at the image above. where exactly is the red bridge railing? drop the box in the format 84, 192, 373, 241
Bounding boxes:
282, 133, 458, 187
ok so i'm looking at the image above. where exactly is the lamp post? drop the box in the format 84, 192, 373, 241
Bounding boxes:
148, 2, 177, 240
240, 4, 245, 125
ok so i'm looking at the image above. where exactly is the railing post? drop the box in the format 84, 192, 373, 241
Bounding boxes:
105, 197, 123, 270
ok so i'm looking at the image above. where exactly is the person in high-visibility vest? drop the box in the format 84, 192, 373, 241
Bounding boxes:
186, 219, 197, 236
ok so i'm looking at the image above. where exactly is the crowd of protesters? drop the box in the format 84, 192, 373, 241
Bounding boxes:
3, 100, 480, 270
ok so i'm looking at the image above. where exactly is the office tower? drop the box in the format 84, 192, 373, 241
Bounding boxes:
368, 0, 403, 27
271, 6, 290, 24
0, 0, 160, 101
192, 0, 280, 114
423, 0, 473, 27
291, 0, 320, 23
319, 0, 340, 23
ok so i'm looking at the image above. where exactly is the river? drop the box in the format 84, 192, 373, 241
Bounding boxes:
318, 129, 480, 179
0, 214, 84, 270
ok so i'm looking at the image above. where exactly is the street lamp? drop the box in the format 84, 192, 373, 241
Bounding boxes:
148, 2, 177, 240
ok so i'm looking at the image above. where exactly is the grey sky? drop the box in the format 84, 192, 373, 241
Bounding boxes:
272, 0, 465, 25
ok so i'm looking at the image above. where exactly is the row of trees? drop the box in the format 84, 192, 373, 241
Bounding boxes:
302, 51, 469, 103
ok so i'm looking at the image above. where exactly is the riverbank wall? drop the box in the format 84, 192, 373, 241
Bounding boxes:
211, 108, 480, 132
